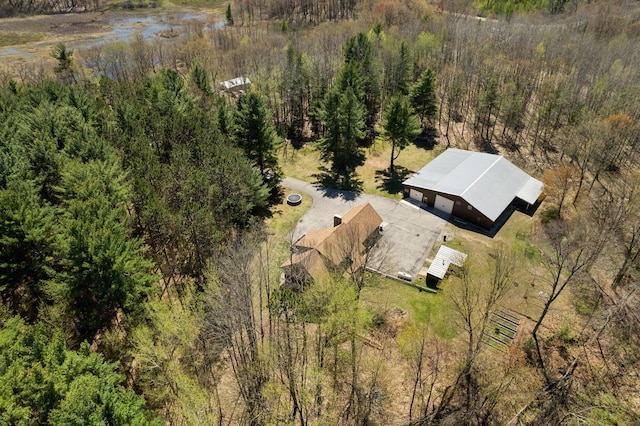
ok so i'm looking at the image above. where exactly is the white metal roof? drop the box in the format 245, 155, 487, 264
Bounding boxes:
219, 76, 251, 90
515, 177, 544, 205
427, 245, 467, 280
403, 149, 543, 221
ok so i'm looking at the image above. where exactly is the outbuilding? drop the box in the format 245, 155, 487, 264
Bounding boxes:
403, 149, 543, 229
427, 245, 467, 284
219, 76, 251, 94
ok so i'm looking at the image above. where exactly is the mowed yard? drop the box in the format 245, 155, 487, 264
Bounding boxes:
276, 137, 556, 346
279, 139, 445, 199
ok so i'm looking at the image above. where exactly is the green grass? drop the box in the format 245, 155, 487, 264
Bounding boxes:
266, 190, 312, 238
279, 144, 322, 182
361, 275, 456, 338
0, 33, 44, 48
264, 190, 313, 274
279, 139, 444, 199
424, 210, 546, 322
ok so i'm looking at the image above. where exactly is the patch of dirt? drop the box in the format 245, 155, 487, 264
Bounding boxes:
365, 155, 389, 170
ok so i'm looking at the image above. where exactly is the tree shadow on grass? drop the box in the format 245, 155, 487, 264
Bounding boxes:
312, 166, 363, 200
414, 128, 438, 150
375, 166, 413, 195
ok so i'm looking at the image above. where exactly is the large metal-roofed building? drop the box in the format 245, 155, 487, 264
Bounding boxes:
403, 149, 543, 229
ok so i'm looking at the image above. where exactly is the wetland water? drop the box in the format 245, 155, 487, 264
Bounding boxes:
0, 9, 223, 62
83, 13, 224, 48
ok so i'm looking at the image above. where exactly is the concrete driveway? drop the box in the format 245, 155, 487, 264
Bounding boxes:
282, 177, 446, 279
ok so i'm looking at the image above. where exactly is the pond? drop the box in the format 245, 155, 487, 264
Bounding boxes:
0, 9, 224, 61
81, 13, 225, 49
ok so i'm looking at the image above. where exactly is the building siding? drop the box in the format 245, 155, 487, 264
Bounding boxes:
404, 185, 494, 229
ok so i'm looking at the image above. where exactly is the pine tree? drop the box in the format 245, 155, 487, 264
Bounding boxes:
410, 67, 438, 129
343, 33, 382, 134
190, 59, 211, 94
318, 86, 366, 188
225, 4, 234, 25
0, 317, 159, 425
382, 96, 421, 175
48, 156, 156, 340
281, 45, 309, 145
51, 43, 76, 85
232, 92, 280, 176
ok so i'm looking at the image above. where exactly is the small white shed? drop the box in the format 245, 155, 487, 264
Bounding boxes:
219, 76, 251, 93
427, 245, 467, 281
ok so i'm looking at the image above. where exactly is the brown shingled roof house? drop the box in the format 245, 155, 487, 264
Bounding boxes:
282, 203, 383, 287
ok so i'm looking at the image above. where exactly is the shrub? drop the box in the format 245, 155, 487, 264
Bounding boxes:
540, 207, 559, 223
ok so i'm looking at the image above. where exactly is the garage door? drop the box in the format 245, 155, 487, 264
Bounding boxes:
434, 195, 454, 215
409, 188, 423, 202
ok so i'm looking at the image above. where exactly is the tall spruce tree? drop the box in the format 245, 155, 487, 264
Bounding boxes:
382, 96, 421, 175
410, 67, 438, 129
232, 92, 280, 177
318, 86, 366, 188
343, 32, 381, 137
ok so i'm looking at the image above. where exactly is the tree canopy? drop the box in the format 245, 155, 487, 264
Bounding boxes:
0, 316, 158, 425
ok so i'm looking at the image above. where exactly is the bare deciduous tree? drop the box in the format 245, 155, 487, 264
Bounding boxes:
203, 231, 267, 424
532, 219, 607, 384
430, 246, 517, 424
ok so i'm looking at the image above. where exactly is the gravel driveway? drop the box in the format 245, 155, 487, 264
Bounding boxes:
282, 177, 446, 279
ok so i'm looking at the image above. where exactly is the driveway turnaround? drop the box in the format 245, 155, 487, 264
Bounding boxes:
282, 177, 446, 280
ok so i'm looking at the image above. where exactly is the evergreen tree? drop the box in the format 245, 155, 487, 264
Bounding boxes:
281, 45, 309, 146
190, 59, 211, 94
0, 317, 158, 425
215, 96, 232, 137
387, 41, 412, 97
382, 96, 421, 175
410, 67, 438, 129
318, 86, 366, 188
232, 92, 280, 176
475, 78, 501, 144
47, 156, 156, 340
225, 4, 234, 25
343, 33, 382, 137
51, 43, 76, 85
0, 181, 55, 320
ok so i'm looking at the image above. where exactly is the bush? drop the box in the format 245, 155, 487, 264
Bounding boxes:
540, 207, 559, 223
522, 337, 536, 365
557, 324, 575, 344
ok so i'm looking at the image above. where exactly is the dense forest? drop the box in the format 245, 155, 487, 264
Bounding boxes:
1, 0, 640, 424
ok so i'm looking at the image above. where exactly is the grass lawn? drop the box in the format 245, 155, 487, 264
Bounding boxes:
266, 189, 312, 239
425, 208, 584, 333
361, 274, 456, 339
279, 138, 445, 199
275, 138, 572, 343
431, 213, 544, 318
265, 189, 313, 270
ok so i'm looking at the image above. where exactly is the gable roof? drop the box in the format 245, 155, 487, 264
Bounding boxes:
219, 76, 251, 90
282, 203, 383, 279
403, 149, 543, 221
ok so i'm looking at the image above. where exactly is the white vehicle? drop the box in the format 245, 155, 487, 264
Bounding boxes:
397, 271, 412, 281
